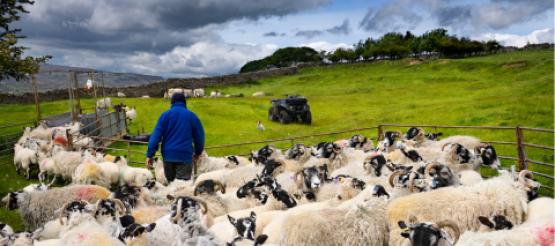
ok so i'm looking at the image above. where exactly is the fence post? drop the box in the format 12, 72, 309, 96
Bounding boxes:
377, 125, 384, 141
515, 126, 527, 171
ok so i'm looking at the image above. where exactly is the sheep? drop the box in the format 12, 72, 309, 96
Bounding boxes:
29, 121, 52, 141
120, 164, 154, 187
131, 206, 169, 224
13, 144, 39, 180
1, 185, 111, 230
210, 91, 221, 98
72, 136, 93, 151
141, 95, 150, 98
386, 170, 536, 245
457, 198, 554, 246
21, 179, 54, 193
118, 221, 157, 246
274, 189, 390, 246
458, 169, 483, 186
147, 196, 219, 246
125, 106, 137, 122
193, 179, 229, 217
210, 211, 260, 244
347, 134, 374, 152
151, 157, 167, 185
397, 215, 461, 246
96, 97, 112, 109
193, 88, 205, 98
378, 131, 402, 152
51, 149, 83, 181
117, 92, 126, 97
197, 152, 251, 175
252, 91, 265, 97
0, 229, 42, 246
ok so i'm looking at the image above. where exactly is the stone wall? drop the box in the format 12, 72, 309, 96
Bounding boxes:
0, 67, 297, 104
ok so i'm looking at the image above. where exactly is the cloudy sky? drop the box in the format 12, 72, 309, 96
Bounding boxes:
16, 0, 554, 78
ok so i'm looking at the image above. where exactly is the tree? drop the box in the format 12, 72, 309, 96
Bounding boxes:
0, 0, 50, 81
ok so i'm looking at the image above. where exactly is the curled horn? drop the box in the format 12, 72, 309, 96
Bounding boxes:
518, 170, 535, 189
424, 163, 440, 177
193, 182, 203, 196
474, 143, 489, 154
441, 143, 452, 151
58, 202, 74, 225
408, 172, 417, 193
171, 197, 183, 224
188, 197, 208, 215
113, 199, 126, 215
436, 220, 460, 245
213, 180, 226, 194
92, 200, 103, 218
388, 171, 404, 187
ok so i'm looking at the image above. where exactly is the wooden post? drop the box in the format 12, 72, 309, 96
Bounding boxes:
31, 74, 41, 122
377, 125, 384, 141
515, 126, 527, 171
73, 72, 82, 116
67, 73, 76, 122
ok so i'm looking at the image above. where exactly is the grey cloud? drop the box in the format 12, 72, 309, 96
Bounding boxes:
359, 4, 422, 32
295, 30, 324, 39
295, 18, 351, 39
17, 0, 328, 54
263, 31, 286, 37
326, 19, 351, 35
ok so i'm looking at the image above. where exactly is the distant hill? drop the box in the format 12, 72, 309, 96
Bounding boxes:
0, 64, 163, 94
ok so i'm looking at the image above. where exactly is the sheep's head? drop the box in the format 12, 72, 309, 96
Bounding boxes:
425, 163, 457, 190
518, 170, 540, 201
316, 142, 341, 158
112, 184, 142, 210
398, 215, 460, 246
194, 179, 226, 196
225, 155, 240, 167
118, 222, 156, 243
271, 188, 297, 208
2, 192, 24, 210
474, 144, 499, 169
478, 214, 513, 231
168, 195, 208, 224
364, 154, 387, 177
401, 148, 423, 162
94, 199, 126, 218
443, 143, 474, 164
388, 167, 427, 192
228, 211, 256, 240
425, 132, 443, 141
383, 131, 402, 146
251, 145, 277, 164
295, 165, 328, 190
334, 175, 366, 191
59, 200, 95, 225
348, 134, 369, 149
286, 144, 308, 160
260, 159, 282, 177
405, 127, 425, 140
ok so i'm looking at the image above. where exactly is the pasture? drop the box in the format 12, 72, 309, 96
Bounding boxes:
0, 49, 553, 230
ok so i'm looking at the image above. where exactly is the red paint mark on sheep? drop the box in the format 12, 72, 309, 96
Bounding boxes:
75, 187, 95, 201
78, 233, 86, 241
536, 225, 554, 246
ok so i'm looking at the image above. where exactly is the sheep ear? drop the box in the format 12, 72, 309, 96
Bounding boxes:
478, 216, 494, 228
145, 223, 156, 232
166, 195, 175, 201
398, 220, 408, 229
250, 211, 256, 220
228, 215, 236, 226
120, 215, 135, 228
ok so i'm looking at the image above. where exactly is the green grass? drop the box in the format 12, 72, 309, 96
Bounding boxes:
0, 50, 553, 231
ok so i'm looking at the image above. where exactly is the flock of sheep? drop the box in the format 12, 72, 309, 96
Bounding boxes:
1, 125, 553, 246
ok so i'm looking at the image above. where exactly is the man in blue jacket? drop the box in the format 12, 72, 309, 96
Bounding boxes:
146, 93, 205, 181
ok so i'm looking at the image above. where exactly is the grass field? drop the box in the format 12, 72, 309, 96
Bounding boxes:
0, 50, 553, 231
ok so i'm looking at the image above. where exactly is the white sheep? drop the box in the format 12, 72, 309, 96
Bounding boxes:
121, 165, 154, 187
124, 106, 137, 122
193, 88, 205, 98
1, 185, 111, 230
96, 97, 112, 109
29, 121, 52, 141
387, 170, 536, 245
13, 144, 39, 180
117, 92, 126, 97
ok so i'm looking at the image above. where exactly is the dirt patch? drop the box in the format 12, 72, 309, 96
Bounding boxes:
438, 60, 450, 64
407, 59, 423, 66
502, 60, 528, 69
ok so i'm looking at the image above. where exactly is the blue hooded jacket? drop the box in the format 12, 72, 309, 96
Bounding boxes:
146, 101, 205, 164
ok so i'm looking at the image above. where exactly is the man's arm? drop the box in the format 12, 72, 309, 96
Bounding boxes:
146, 114, 166, 158
191, 114, 205, 156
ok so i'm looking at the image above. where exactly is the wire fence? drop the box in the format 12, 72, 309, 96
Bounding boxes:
1, 120, 553, 195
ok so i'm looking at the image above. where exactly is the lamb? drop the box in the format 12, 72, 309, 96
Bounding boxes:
118, 221, 157, 246
96, 97, 112, 109
386, 170, 536, 245
13, 144, 39, 180
1, 185, 111, 230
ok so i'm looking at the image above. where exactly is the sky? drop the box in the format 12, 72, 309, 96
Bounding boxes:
16, 0, 554, 78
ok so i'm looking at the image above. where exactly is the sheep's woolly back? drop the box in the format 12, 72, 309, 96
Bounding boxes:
282, 199, 388, 246
526, 197, 554, 223
457, 220, 554, 246
433, 135, 481, 150
387, 175, 527, 245
131, 206, 168, 224
19, 185, 110, 230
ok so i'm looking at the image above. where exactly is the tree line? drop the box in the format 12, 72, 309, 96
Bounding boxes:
241, 28, 506, 73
